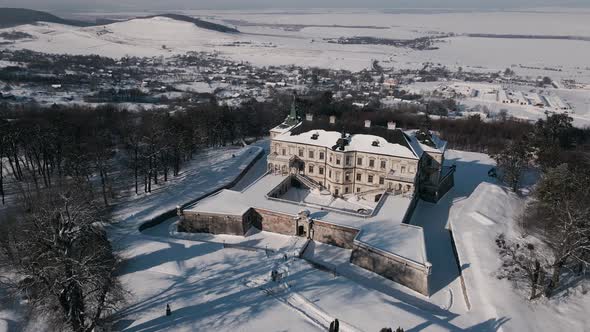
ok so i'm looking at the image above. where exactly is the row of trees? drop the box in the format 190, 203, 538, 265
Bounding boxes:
493, 113, 590, 299
0, 93, 291, 196
295, 92, 556, 154
0, 97, 289, 331
0, 97, 288, 206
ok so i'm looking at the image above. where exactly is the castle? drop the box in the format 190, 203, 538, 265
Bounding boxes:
178, 107, 455, 296
268, 103, 452, 203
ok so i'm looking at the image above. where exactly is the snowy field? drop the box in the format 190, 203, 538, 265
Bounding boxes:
2, 9, 590, 84
3, 9, 590, 125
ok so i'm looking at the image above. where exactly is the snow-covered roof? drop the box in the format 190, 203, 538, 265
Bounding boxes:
270, 122, 299, 135
274, 128, 418, 160
404, 129, 447, 157
186, 173, 428, 265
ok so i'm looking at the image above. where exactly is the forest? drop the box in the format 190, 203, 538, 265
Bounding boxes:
0, 96, 287, 207
2, 92, 590, 208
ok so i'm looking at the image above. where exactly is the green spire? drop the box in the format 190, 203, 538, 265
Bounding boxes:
285, 93, 299, 125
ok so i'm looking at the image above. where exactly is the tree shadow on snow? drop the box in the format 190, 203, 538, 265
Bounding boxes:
113, 248, 281, 331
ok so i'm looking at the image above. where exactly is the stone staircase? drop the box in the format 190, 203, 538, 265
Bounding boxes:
294, 174, 322, 191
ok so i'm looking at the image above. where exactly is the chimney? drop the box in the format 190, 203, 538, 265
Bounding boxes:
306, 113, 313, 121
329, 115, 336, 124
387, 121, 397, 130
364, 120, 371, 128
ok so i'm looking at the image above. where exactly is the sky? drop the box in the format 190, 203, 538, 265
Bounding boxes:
0, 0, 588, 12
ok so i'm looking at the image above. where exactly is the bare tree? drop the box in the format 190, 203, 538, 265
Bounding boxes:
496, 234, 547, 300
522, 164, 590, 297
492, 136, 534, 192
0, 184, 125, 332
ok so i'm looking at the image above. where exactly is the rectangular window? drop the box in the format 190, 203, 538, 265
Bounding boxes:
309, 150, 314, 159
335, 171, 341, 180
379, 177, 385, 185
356, 173, 362, 181
308, 165, 314, 173
401, 166, 406, 173
319, 152, 325, 160
345, 173, 351, 181
357, 157, 363, 166
335, 189, 339, 196
329, 170, 332, 178
282, 148, 286, 156
345, 156, 352, 166
356, 187, 361, 193
368, 175, 374, 183
336, 158, 341, 165
380, 160, 386, 169
369, 159, 375, 168
299, 148, 304, 157
329, 154, 333, 162
345, 187, 349, 194
319, 167, 324, 175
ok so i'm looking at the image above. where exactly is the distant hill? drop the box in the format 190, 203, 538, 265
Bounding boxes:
143, 14, 239, 33
0, 8, 239, 34
0, 8, 93, 28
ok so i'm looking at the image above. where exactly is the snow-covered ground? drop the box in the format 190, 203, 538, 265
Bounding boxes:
405, 81, 590, 126
3, 9, 590, 83
280, 186, 377, 213
3, 9, 589, 124
3, 137, 588, 331
110, 142, 590, 331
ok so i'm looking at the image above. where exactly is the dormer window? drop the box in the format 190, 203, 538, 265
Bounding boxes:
311, 133, 319, 140
372, 140, 380, 147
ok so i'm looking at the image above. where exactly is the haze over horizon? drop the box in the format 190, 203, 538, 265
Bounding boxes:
0, 0, 589, 13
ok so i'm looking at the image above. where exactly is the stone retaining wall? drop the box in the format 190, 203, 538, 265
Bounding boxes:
180, 200, 431, 296
178, 211, 248, 236
251, 208, 296, 235
350, 241, 430, 296
311, 220, 358, 249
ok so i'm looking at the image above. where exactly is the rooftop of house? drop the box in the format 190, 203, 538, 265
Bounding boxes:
185, 173, 428, 266
270, 117, 447, 160
274, 129, 419, 160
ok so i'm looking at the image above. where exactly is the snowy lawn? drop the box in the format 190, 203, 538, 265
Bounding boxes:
112, 145, 590, 332
113, 230, 320, 331
6, 142, 582, 331
108, 146, 519, 332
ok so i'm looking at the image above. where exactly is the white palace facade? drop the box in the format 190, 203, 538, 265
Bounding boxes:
268, 113, 452, 202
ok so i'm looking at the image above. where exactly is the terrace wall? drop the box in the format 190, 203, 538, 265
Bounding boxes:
181, 200, 431, 295
311, 220, 358, 249
350, 242, 430, 296
179, 211, 248, 236
251, 208, 297, 235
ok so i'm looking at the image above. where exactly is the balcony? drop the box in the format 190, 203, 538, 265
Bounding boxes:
267, 153, 291, 163
386, 170, 416, 183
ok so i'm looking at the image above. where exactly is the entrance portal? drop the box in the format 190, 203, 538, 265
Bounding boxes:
297, 225, 306, 237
